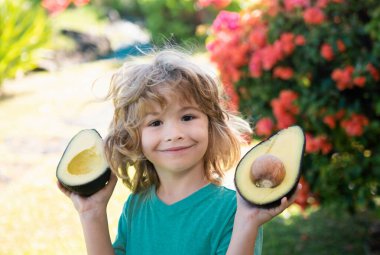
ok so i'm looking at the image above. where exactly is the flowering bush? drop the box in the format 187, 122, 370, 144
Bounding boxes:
207, 0, 380, 213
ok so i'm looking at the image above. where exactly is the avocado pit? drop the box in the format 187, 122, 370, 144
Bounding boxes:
250, 154, 286, 188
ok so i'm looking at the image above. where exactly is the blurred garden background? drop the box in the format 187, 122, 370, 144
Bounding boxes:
0, 0, 379, 254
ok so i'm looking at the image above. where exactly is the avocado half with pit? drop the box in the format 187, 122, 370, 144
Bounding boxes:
56, 129, 111, 196
235, 125, 305, 208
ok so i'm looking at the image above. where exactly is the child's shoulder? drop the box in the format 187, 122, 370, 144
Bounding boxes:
213, 184, 236, 196
209, 184, 237, 205
123, 187, 154, 207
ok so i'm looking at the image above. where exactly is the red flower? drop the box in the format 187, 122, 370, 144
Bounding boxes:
279, 90, 299, 114
212, 11, 240, 32
367, 63, 380, 81
249, 52, 263, 78
341, 113, 369, 137
331, 66, 368, 90
248, 25, 268, 50
41, 0, 90, 14
284, 0, 310, 11
255, 118, 275, 136
335, 109, 346, 120
336, 39, 346, 52
323, 115, 336, 129
273, 66, 294, 80
261, 45, 282, 70
322, 143, 333, 154
316, 135, 332, 154
303, 7, 325, 25
295, 177, 317, 210
277, 114, 297, 129
306, 133, 332, 154
321, 43, 334, 61
280, 33, 296, 55
353, 76, 366, 87
331, 66, 354, 90
42, 0, 71, 14
316, 0, 329, 8
295, 35, 306, 46
271, 90, 299, 129
197, 0, 231, 9
207, 27, 249, 86
305, 133, 319, 153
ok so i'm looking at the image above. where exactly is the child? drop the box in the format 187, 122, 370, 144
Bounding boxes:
58, 49, 299, 255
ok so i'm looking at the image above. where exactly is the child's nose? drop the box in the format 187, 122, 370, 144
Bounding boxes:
165, 122, 184, 142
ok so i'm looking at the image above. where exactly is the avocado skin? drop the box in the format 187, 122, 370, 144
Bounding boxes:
234, 126, 306, 209
59, 168, 111, 197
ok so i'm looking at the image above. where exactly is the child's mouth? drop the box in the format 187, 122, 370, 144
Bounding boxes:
161, 145, 193, 152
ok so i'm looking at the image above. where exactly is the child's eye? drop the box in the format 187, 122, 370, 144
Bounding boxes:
149, 120, 162, 127
182, 115, 195, 121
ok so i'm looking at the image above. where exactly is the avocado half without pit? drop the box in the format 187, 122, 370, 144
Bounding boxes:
235, 125, 305, 208
56, 129, 111, 196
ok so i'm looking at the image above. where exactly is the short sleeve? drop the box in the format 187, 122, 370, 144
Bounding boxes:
216, 223, 264, 255
112, 198, 131, 255
254, 226, 263, 255
216, 212, 235, 255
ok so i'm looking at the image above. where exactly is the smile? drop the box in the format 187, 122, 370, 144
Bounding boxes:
160, 145, 193, 152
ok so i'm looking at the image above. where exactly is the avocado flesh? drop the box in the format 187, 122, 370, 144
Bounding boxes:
235, 126, 305, 208
68, 146, 102, 175
57, 129, 110, 196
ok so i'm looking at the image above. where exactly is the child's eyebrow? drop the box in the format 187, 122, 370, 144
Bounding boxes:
144, 111, 160, 117
143, 105, 201, 118
180, 106, 201, 112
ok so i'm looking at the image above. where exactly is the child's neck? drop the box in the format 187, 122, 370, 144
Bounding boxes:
156, 175, 209, 205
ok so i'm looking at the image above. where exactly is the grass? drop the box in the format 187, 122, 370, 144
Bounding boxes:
263, 206, 373, 255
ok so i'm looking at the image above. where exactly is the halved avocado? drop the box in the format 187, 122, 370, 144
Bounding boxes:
235, 125, 305, 208
56, 129, 111, 196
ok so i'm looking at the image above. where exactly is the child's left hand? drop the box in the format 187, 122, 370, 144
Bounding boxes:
235, 183, 302, 228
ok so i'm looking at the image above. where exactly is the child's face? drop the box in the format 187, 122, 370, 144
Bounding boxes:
140, 92, 209, 178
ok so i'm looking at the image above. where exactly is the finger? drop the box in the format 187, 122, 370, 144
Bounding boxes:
276, 197, 289, 213
277, 183, 302, 210
109, 172, 118, 184
109, 172, 118, 187
57, 181, 72, 198
104, 172, 118, 193
288, 183, 302, 205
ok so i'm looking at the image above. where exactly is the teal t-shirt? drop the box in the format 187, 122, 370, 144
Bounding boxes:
113, 184, 263, 255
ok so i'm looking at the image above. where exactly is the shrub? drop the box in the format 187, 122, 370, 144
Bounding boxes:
0, 0, 51, 88
135, 0, 200, 45
136, 0, 241, 46
207, 0, 380, 213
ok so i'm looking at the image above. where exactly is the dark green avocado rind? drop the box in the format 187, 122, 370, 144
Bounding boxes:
56, 129, 111, 197
234, 126, 306, 209
59, 168, 111, 197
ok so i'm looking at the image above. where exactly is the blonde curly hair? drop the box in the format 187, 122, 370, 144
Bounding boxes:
104, 49, 252, 194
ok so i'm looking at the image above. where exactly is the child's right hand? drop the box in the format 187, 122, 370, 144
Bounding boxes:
57, 173, 118, 216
